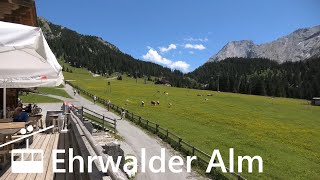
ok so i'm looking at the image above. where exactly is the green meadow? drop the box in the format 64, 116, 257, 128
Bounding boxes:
62, 62, 320, 179
20, 93, 62, 103
37, 85, 72, 99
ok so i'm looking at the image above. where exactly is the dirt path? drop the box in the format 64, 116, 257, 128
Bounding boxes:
60, 84, 204, 180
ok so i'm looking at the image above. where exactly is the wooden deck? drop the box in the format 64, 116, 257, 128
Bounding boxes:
0, 131, 74, 180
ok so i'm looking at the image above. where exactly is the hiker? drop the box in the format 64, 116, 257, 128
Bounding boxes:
93, 96, 97, 104
77, 89, 80, 95
121, 109, 126, 119
74, 90, 77, 96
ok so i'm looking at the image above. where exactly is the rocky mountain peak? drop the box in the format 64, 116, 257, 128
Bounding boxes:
208, 25, 320, 63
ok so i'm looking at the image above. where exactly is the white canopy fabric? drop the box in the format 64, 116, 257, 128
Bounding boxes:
0, 21, 64, 118
0, 21, 63, 88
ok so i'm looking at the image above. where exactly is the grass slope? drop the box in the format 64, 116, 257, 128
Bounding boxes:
20, 93, 62, 103
62, 62, 320, 179
37, 86, 72, 98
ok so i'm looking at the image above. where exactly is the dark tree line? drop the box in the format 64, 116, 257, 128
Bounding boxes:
188, 57, 320, 99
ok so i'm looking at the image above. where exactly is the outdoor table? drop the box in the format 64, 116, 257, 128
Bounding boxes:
0, 122, 25, 130
0, 119, 13, 123
0, 128, 21, 167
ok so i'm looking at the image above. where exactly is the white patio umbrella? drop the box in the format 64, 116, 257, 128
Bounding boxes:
0, 21, 64, 118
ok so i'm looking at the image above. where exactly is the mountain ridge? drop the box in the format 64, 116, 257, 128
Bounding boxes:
208, 25, 320, 63
38, 17, 196, 88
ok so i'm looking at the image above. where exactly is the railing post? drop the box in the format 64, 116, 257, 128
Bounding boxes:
156, 124, 159, 134
192, 146, 195, 156
102, 115, 105, 131
178, 138, 182, 150
146, 120, 149, 130
80, 106, 84, 121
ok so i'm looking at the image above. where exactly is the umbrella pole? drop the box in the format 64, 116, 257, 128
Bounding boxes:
3, 83, 6, 119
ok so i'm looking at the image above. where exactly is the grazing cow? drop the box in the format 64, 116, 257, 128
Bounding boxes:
141, 101, 145, 106
207, 94, 213, 96
151, 101, 156, 106
165, 92, 169, 95
156, 101, 160, 105
168, 103, 172, 107
205, 98, 209, 101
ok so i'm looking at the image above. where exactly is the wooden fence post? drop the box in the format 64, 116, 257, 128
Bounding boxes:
102, 115, 105, 131
192, 146, 195, 156
178, 138, 182, 150
156, 124, 159, 134
81, 106, 84, 121
146, 120, 149, 130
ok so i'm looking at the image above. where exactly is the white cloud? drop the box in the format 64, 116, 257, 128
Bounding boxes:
159, 44, 177, 52
142, 48, 190, 72
184, 37, 208, 42
142, 49, 172, 65
184, 43, 206, 50
170, 61, 190, 72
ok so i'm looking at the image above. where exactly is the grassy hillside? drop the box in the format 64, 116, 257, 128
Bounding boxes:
37, 86, 72, 99
62, 62, 320, 179
20, 93, 62, 103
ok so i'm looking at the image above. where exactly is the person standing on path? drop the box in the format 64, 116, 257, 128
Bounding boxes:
93, 95, 97, 104
121, 109, 126, 120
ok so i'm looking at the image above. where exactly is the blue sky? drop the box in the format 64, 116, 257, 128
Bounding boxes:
37, 0, 320, 72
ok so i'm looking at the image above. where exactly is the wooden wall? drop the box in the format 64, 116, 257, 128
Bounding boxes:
0, 0, 38, 27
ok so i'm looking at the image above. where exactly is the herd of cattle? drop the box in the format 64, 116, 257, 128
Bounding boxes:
138, 91, 214, 107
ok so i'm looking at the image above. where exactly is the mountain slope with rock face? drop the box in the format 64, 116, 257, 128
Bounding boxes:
208, 25, 320, 63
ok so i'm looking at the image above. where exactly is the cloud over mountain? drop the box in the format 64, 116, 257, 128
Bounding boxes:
159, 44, 177, 52
142, 48, 190, 72
184, 43, 206, 50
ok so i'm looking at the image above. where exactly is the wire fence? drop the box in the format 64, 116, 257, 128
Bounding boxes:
66, 80, 246, 180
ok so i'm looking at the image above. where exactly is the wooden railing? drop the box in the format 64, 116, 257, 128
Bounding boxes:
68, 108, 127, 180
82, 106, 117, 132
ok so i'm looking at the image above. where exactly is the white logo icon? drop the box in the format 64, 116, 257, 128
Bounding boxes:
0, 125, 54, 174
11, 125, 44, 173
